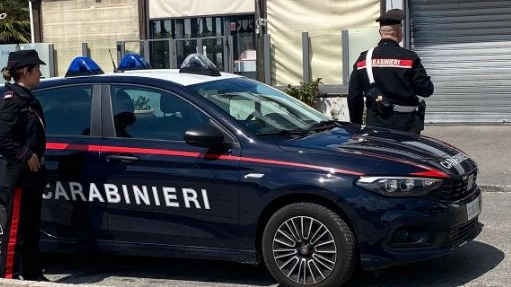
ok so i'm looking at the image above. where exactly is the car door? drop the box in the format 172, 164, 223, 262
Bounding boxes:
33, 84, 107, 250
99, 84, 241, 250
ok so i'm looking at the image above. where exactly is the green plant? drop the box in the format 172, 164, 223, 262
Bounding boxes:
284, 78, 324, 107
0, 0, 31, 44
133, 95, 151, 110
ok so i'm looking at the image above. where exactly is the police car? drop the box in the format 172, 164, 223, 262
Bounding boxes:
0, 54, 482, 287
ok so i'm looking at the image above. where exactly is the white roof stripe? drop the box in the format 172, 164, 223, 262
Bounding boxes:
36, 69, 244, 87
114, 69, 243, 86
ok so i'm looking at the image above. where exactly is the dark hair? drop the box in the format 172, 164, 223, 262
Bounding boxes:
2, 64, 37, 82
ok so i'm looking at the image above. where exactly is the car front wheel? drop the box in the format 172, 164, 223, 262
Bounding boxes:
262, 202, 356, 287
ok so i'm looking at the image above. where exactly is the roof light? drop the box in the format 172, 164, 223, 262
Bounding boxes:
65, 56, 104, 77
117, 53, 152, 71
179, 53, 221, 76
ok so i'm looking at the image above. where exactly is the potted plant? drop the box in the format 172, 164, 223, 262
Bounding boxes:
284, 78, 324, 108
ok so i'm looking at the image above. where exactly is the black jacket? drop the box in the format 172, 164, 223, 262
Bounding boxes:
0, 83, 47, 188
347, 39, 434, 129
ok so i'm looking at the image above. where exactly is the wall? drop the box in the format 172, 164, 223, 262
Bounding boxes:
149, 0, 254, 18
41, 0, 140, 76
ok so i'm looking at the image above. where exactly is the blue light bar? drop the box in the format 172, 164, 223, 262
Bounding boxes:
118, 53, 152, 71
65, 57, 104, 77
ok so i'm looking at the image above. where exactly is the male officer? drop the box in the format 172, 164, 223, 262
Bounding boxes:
348, 9, 434, 133
0, 50, 49, 281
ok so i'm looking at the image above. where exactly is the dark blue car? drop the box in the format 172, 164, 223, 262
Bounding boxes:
0, 55, 482, 287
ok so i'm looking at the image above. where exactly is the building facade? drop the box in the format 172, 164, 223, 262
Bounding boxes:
33, 0, 511, 123
38, 0, 143, 76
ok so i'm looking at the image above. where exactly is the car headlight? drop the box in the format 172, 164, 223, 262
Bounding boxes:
355, 176, 443, 197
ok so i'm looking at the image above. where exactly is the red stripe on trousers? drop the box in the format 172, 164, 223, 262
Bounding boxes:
4, 188, 22, 279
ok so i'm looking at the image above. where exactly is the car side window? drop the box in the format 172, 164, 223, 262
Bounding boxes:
110, 85, 209, 141
35, 86, 92, 136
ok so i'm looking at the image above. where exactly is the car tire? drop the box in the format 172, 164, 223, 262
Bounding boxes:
262, 202, 356, 287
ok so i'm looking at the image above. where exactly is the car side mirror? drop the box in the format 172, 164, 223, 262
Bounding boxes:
184, 124, 227, 148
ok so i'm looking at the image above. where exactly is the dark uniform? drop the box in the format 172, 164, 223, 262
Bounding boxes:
348, 9, 434, 133
0, 54, 48, 280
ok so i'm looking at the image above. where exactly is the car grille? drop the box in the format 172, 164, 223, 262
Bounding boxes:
428, 170, 477, 201
442, 219, 482, 248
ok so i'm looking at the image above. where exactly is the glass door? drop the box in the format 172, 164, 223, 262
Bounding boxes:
174, 36, 228, 71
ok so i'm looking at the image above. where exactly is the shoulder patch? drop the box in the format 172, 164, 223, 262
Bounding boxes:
4, 91, 14, 99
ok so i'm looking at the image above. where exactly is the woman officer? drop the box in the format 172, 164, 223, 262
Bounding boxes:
0, 49, 49, 281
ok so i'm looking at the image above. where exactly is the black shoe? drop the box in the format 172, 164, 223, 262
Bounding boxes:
22, 274, 50, 282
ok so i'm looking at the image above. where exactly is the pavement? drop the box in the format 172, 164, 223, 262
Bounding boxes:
0, 123, 509, 287
0, 278, 103, 287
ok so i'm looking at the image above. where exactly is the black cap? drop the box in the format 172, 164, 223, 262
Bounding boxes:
376, 9, 405, 25
6, 49, 46, 70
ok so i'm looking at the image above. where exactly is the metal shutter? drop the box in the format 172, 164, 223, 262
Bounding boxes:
409, 0, 511, 123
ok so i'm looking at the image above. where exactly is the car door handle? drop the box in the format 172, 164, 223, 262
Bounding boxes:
106, 155, 140, 164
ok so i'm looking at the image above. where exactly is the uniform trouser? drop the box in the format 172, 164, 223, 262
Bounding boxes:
1, 186, 43, 279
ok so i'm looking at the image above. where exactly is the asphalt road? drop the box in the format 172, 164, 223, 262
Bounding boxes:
0, 190, 507, 287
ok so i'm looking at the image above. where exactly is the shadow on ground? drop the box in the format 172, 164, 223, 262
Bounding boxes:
346, 241, 504, 287
44, 240, 503, 287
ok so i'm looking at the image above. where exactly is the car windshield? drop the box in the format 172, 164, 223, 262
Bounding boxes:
188, 77, 329, 135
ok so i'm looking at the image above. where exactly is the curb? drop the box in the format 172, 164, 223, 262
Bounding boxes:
479, 184, 511, 193
0, 278, 114, 287
0, 277, 60, 287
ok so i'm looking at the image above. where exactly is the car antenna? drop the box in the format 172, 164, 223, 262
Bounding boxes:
108, 49, 119, 72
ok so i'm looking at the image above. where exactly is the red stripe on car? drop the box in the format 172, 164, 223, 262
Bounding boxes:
350, 150, 449, 178
46, 142, 363, 176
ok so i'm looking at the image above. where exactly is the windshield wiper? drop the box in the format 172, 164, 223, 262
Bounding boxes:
255, 121, 342, 136
255, 129, 307, 136
305, 120, 342, 132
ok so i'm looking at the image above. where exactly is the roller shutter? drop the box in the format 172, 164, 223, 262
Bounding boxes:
409, 0, 511, 123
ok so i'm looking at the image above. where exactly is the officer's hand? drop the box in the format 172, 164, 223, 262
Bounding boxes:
27, 153, 41, 172
376, 95, 383, 102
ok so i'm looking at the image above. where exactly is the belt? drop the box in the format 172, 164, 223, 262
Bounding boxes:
393, 105, 418, 113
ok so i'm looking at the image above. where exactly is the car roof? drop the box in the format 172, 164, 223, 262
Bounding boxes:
32, 69, 244, 87
120, 69, 243, 86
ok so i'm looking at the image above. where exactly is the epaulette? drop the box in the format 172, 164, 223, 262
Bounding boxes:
3, 90, 14, 99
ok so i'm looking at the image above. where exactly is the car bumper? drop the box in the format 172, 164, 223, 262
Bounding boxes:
355, 187, 483, 270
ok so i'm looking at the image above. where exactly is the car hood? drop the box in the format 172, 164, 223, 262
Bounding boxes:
274, 125, 477, 177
